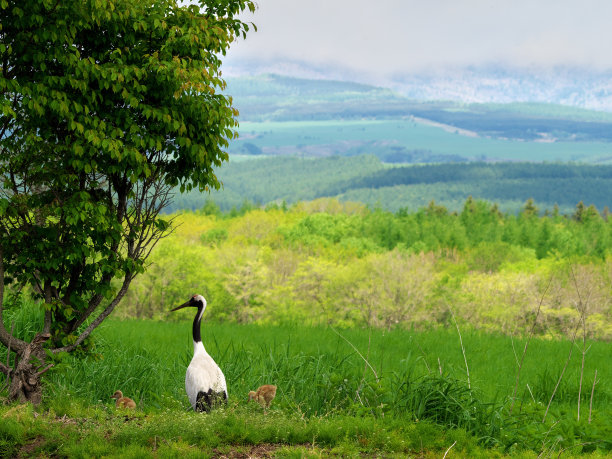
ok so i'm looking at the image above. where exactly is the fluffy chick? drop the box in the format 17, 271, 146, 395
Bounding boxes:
111, 390, 136, 409
248, 384, 277, 411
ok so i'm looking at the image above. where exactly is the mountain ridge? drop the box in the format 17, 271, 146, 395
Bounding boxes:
223, 61, 612, 111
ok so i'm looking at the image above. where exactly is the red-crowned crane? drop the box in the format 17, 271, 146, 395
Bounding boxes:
171, 294, 227, 412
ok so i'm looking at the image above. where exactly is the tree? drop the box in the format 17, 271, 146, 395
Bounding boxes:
0, 0, 255, 403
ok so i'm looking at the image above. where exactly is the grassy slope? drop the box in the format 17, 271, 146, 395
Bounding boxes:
0, 403, 520, 458
227, 74, 612, 146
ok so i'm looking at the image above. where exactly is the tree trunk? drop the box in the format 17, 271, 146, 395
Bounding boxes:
6, 333, 53, 404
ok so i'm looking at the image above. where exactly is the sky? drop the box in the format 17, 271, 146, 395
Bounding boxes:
223, 0, 612, 79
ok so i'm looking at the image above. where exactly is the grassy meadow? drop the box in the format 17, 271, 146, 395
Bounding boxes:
2, 199, 612, 457
2, 313, 612, 457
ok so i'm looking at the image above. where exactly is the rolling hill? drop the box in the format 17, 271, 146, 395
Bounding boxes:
225, 74, 612, 164
165, 75, 612, 214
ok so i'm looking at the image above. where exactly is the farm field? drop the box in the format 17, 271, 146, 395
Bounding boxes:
224, 75, 612, 166
231, 119, 612, 163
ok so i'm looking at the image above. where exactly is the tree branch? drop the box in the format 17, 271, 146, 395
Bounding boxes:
510, 276, 552, 414
68, 282, 108, 333
0, 361, 10, 376
51, 273, 133, 354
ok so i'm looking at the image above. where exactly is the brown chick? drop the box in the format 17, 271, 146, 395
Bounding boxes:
248, 384, 277, 412
111, 390, 136, 410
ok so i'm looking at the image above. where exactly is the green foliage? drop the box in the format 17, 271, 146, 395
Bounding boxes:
119, 199, 612, 339
0, 0, 255, 350
395, 373, 488, 433
201, 227, 229, 246
169, 154, 386, 212
0, 414, 24, 458
198, 199, 223, 217
0, 292, 44, 344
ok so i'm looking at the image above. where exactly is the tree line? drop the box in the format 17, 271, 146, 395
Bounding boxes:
118, 197, 612, 340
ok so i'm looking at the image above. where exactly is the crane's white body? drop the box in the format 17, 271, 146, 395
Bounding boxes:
185, 341, 227, 411
172, 294, 227, 412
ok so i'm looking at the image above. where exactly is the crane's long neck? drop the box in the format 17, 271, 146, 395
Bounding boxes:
192, 305, 204, 344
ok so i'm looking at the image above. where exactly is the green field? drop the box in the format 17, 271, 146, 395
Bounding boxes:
226, 74, 612, 158
2, 315, 611, 457
232, 119, 612, 163
70, 319, 612, 416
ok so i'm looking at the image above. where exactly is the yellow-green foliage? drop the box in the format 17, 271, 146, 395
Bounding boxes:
118, 199, 612, 339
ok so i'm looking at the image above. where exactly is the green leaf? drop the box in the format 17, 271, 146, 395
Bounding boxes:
0, 0, 251, 356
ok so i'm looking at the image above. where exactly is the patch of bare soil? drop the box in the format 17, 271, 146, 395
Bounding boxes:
212, 443, 292, 458
18, 436, 46, 459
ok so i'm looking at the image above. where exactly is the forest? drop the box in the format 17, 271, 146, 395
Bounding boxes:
168, 155, 612, 215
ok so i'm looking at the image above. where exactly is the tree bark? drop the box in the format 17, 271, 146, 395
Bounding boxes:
6, 333, 53, 404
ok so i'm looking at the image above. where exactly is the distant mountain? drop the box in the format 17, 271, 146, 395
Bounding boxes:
225, 74, 406, 121
390, 67, 612, 112
224, 59, 612, 112
163, 68, 612, 214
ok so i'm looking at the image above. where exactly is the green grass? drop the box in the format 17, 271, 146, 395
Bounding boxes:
0, 402, 526, 458
2, 316, 611, 456
85, 320, 611, 411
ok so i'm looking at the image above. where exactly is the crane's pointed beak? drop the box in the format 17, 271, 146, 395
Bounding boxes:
171, 301, 191, 312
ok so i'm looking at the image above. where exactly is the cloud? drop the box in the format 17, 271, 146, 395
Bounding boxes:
225, 0, 612, 76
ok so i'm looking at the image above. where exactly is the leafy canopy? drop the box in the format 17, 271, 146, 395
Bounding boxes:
0, 0, 255, 352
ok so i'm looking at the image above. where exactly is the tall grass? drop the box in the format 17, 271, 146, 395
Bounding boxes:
2, 306, 611, 453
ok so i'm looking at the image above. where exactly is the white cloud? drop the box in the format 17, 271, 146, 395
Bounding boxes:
225, 0, 612, 76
